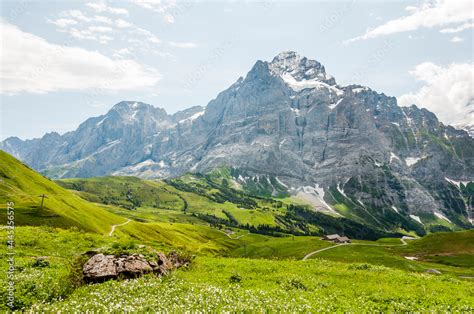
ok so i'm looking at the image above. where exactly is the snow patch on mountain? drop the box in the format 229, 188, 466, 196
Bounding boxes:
290, 107, 301, 116
294, 184, 340, 215
281, 73, 343, 95
352, 87, 369, 94
178, 110, 204, 124
405, 157, 422, 166
409, 215, 423, 225
434, 212, 452, 223
96, 116, 107, 126
390, 152, 400, 163
125, 159, 165, 172
275, 176, 288, 188
337, 183, 347, 198
445, 177, 471, 188
328, 98, 343, 110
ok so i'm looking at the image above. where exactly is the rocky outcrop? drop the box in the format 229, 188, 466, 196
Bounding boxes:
83, 254, 118, 280
83, 252, 189, 282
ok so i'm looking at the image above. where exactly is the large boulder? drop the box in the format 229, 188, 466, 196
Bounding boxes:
115, 254, 153, 277
83, 254, 118, 281
82, 251, 190, 282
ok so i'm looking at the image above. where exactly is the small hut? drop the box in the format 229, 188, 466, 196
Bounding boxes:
334, 236, 351, 243
322, 234, 341, 241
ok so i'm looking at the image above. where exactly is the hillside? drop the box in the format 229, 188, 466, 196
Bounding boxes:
56, 169, 473, 238
396, 230, 474, 268
56, 173, 409, 240
0, 151, 263, 252
0, 150, 124, 233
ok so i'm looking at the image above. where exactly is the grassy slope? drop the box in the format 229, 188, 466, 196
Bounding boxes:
0, 152, 289, 253
227, 236, 334, 259
396, 230, 474, 268
57, 175, 280, 227
56, 174, 403, 240
166, 173, 283, 226
58, 176, 184, 211
306, 230, 474, 276
0, 151, 124, 233
400, 230, 474, 255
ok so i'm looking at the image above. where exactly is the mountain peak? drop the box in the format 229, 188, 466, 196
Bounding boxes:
100, 101, 170, 126
112, 101, 151, 111
109, 101, 168, 116
272, 50, 301, 62
269, 51, 335, 86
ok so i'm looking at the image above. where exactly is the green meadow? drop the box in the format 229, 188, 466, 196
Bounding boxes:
1, 151, 473, 311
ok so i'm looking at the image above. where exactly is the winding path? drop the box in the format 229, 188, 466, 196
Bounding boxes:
302, 243, 348, 260
109, 219, 131, 236
218, 230, 249, 240
302, 238, 408, 261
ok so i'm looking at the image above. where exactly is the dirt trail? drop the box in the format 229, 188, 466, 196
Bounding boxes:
109, 219, 131, 236
302, 243, 348, 260
218, 230, 249, 240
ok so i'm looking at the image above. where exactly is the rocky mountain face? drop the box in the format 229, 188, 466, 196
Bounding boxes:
2, 51, 473, 233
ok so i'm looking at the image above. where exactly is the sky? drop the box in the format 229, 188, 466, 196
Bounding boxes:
1, 0, 473, 140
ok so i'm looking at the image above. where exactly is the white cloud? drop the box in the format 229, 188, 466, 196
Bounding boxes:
63, 27, 114, 44
66, 28, 97, 41
64, 10, 92, 22
398, 62, 474, 126
440, 22, 474, 33
49, 5, 184, 55
450, 36, 464, 42
131, 0, 169, 12
404, 6, 418, 14
115, 18, 132, 28
88, 26, 113, 33
130, 0, 180, 23
93, 15, 113, 24
112, 48, 132, 58
168, 41, 196, 48
98, 35, 114, 44
61, 11, 114, 25
133, 27, 161, 43
52, 8, 163, 46
85, 2, 129, 15
348, 0, 473, 42
48, 18, 78, 27
0, 21, 160, 94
